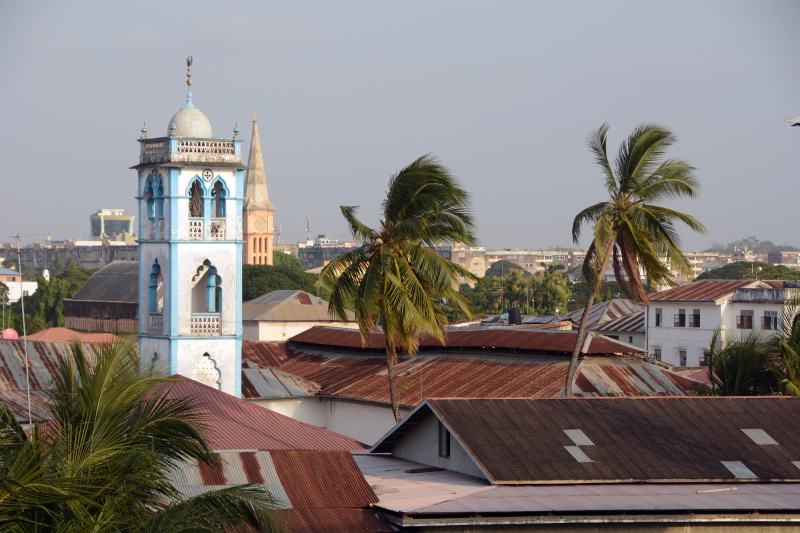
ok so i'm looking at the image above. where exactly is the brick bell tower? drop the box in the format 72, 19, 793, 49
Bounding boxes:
242, 117, 276, 265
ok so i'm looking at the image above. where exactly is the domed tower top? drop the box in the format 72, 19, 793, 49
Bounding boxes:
167, 56, 213, 138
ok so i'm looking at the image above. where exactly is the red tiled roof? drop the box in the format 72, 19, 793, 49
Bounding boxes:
161, 376, 367, 450
650, 280, 764, 302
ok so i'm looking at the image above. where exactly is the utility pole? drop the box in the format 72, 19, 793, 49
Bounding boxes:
12, 233, 40, 425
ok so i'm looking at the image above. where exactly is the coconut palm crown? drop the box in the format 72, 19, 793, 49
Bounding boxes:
565, 123, 706, 396
318, 155, 480, 422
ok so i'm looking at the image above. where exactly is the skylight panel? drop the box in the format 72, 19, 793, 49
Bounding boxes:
741, 428, 778, 445
564, 446, 593, 463
721, 461, 758, 479
563, 429, 594, 446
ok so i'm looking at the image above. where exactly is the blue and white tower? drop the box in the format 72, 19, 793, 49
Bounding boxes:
135, 58, 244, 397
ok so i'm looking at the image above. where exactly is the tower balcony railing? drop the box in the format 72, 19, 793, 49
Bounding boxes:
139, 138, 241, 165
209, 218, 225, 240
148, 218, 155, 240
157, 218, 166, 240
149, 314, 163, 335
189, 219, 203, 240
191, 313, 220, 336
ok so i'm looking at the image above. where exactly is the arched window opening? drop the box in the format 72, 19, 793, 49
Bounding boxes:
148, 260, 164, 313
211, 181, 226, 218
189, 180, 204, 218
144, 178, 155, 219
259, 238, 262, 254
206, 268, 222, 313
154, 176, 165, 219
191, 353, 220, 389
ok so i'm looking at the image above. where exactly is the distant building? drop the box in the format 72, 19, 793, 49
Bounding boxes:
63, 260, 139, 334
0, 267, 38, 303
297, 235, 357, 270
89, 209, 135, 239
646, 280, 795, 367
242, 290, 358, 341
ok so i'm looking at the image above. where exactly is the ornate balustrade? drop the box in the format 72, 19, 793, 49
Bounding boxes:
209, 218, 225, 240
189, 219, 203, 240
158, 218, 166, 240
149, 314, 163, 335
177, 140, 235, 154
191, 314, 220, 336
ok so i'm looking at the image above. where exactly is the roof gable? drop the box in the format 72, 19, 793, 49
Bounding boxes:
70, 260, 139, 302
374, 397, 800, 484
242, 290, 354, 322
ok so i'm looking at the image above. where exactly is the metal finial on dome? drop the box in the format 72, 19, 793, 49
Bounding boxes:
140, 122, 148, 139
186, 56, 193, 89
233, 123, 240, 138
169, 122, 177, 137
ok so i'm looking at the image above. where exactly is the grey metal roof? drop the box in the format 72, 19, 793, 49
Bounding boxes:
70, 260, 139, 302
242, 290, 354, 322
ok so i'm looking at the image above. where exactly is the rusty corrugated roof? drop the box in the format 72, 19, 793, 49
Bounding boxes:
650, 280, 767, 303
288, 325, 643, 355
170, 450, 390, 533
594, 310, 645, 333
373, 397, 800, 484
241, 342, 695, 406
160, 376, 367, 451
25, 327, 124, 343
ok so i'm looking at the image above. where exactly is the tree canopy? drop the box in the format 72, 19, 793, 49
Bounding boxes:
704, 236, 799, 254
696, 262, 800, 281
485, 260, 528, 278
242, 264, 318, 302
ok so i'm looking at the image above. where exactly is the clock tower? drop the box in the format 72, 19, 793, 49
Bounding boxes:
242, 118, 276, 265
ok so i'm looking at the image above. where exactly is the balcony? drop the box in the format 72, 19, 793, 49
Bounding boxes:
189, 219, 203, 240
139, 138, 241, 165
191, 314, 220, 336
148, 219, 155, 240
149, 314, 163, 335
157, 218, 166, 240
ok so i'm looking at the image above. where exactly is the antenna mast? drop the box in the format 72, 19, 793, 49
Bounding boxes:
12, 233, 41, 425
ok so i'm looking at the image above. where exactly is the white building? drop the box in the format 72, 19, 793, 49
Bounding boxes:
645, 280, 796, 367
0, 267, 38, 303
136, 60, 245, 397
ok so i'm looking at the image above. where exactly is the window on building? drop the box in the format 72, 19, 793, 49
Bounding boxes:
211, 181, 226, 218
737, 310, 754, 330
653, 348, 662, 361
679, 350, 687, 366
689, 309, 701, 328
22, 290, 29, 297
608, 335, 619, 340
655, 308, 662, 327
148, 260, 164, 313
628, 336, 633, 344
439, 421, 450, 458
700, 349, 711, 367
674, 309, 686, 327
762, 311, 778, 330
144, 178, 155, 219
189, 180, 204, 218
154, 176, 164, 219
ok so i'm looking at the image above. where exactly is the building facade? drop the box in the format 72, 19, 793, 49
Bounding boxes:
135, 64, 244, 397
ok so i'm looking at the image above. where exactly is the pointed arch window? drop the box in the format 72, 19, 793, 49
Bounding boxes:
144, 178, 155, 219
189, 180, 204, 218
154, 175, 165, 219
211, 181, 226, 218
148, 260, 164, 314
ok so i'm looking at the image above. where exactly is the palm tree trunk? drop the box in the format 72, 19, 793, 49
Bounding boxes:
385, 342, 402, 423
564, 232, 618, 397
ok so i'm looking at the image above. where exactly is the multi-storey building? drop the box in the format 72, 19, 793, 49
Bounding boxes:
297, 235, 357, 270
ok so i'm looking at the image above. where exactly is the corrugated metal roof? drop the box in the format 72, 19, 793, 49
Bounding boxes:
25, 327, 124, 343
650, 280, 765, 303
242, 366, 320, 399
409, 483, 800, 514
242, 342, 694, 404
288, 325, 643, 355
170, 450, 390, 533
242, 290, 355, 323
355, 455, 800, 515
70, 260, 139, 302
386, 397, 800, 484
0, 339, 110, 421
160, 377, 367, 451
549, 299, 644, 329
594, 310, 645, 333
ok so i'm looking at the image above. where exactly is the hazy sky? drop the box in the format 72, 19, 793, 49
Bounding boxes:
1, 1, 798, 251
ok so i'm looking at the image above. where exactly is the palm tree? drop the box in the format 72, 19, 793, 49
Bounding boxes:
318, 155, 480, 422
0, 341, 283, 532
565, 123, 706, 396
706, 329, 776, 396
772, 296, 800, 395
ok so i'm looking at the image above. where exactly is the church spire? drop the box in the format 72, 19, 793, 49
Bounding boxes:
243, 117, 276, 212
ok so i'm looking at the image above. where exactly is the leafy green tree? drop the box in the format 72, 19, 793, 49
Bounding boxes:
696, 262, 800, 281
703, 330, 776, 396
530, 269, 571, 315
705, 236, 799, 254
566, 123, 706, 397
319, 155, 479, 422
0, 342, 283, 532
568, 281, 621, 311
772, 298, 800, 395
242, 264, 318, 301
272, 251, 304, 271
485, 260, 528, 278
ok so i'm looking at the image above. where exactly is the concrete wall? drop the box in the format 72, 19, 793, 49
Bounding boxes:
391, 411, 486, 479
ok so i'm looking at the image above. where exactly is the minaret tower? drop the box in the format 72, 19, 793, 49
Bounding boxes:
242, 117, 276, 265
135, 57, 245, 397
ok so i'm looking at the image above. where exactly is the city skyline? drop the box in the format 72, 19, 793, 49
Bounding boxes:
1, 0, 798, 251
